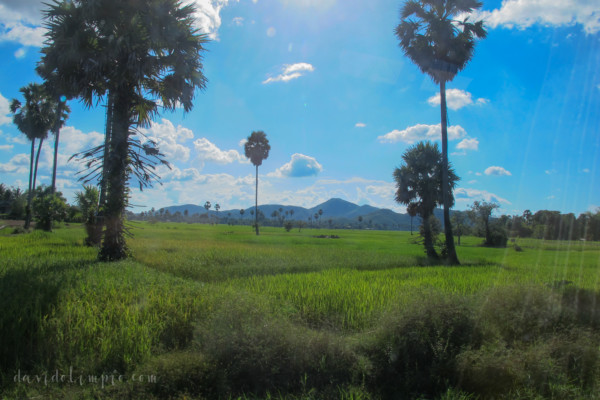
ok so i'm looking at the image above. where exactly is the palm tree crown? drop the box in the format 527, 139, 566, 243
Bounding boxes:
244, 131, 271, 167
395, 0, 487, 84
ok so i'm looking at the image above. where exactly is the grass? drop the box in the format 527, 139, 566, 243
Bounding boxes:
1, 221, 599, 399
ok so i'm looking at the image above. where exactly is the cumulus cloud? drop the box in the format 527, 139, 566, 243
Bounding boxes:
193, 137, 248, 165
0, 93, 12, 125
262, 63, 315, 84
0, 153, 29, 174
456, 138, 479, 151
427, 89, 489, 110
454, 187, 511, 204
0, 0, 240, 47
139, 119, 194, 162
378, 123, 467, 144
467, 0, 600, 35
270, 153, 323, 178
484, 166, 512, 176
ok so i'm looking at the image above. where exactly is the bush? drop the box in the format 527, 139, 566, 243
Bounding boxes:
364, 292, 477, 399
284, 221, 294, 232
32, 191, 68, 232
194, 293, 363, 397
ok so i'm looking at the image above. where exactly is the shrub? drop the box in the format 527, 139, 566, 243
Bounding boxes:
484, 222, 508, 247
364, 292, 477, 399
194, 293, 362, 397
32, 192, 68, 232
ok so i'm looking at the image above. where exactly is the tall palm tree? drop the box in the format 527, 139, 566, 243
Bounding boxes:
394, 141, 458, 259
11, 83, 61, 229
395, 0, 486, 264
244, 131, 270, 236
39, 0, 209, 261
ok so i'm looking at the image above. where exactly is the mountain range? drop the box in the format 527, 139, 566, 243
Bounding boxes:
160, 198, 443, 231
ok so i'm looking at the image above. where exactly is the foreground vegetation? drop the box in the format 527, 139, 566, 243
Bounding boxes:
1, 222, 599, 399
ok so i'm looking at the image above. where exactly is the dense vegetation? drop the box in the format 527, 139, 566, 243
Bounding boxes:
1, 222, 599, 399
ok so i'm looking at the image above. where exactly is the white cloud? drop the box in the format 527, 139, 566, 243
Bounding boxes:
59, 126, 104, 157
0, 153, 29, 174
456, 138, 479, 151
454, 188, 511, 204
427, 89, 489, 111
14, 47, 26, 58
582, 168, 590, 173
0, 92, 12, 125
266, 27, 276, 37
546, 195, 556, 200
193, 137, 248, 165
378, 123, 467, 144
0, 144, 14, 151
468, 0, 600, 35
262, 63, 315, 84
139, 118, 194, 162
232, 16, 244, 26
545, 169, 557, 175
484, 166, 512, 176
269, 153, 323, 178
355, 122, 366, 128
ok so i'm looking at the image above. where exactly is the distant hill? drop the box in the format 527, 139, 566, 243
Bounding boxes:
158, 198, 442, 231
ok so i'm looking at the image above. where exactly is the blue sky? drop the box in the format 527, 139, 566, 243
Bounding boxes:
0, 0, 599, 216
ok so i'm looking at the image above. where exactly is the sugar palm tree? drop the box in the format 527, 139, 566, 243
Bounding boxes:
394, 141, 458, 259
39, 0, 209, 260
395, 0, 486, 264
11, 83, 62, 229
244, 131, 270, 236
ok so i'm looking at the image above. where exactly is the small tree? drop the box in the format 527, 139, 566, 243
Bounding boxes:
467, 201, 500, 246
394, 142, 458, 259
75, 185, 100, 245
32, 186, 68, 231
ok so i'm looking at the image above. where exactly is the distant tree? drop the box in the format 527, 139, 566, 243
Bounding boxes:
394, 142, 458, 259
450, 210, 469, 246
244, 131, 270, 235
318, 209, 323, 228
184, 209, 189, 218
284, 221, 294, 232
407, 202, 418, 235
467, 201, 500, 246
289, 209, 295, 219
358, 215, 363, 229
215, 203, 220, 223
395, 0, 486, 264
240, 208, 245, 223
297, 220, 307, 232
314, 213, 320, 228
204, 201, 211, 222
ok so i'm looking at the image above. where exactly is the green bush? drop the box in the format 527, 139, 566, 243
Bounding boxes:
32, 191, 68, 231
194, 293, 363, 397
364, 292, 477, 399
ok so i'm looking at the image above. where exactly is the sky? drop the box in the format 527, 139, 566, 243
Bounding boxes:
0, 0, 599, 217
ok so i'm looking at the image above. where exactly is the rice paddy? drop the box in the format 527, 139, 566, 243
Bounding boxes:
1, 222, 599, 399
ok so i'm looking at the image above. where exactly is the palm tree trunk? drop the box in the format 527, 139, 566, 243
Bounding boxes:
32, 138, 44, 194
99, 90, 130, 261
51, 100, 64, 194
255, 164, 259, 236
440, 80, 460, 265
93, 92, 113, 246
24, 140, 35, 229
422, 214, 438, 259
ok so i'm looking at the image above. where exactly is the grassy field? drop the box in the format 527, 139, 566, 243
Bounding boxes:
1, 222, 599, 399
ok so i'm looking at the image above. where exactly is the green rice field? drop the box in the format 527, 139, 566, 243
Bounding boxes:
1, 222, 599, 399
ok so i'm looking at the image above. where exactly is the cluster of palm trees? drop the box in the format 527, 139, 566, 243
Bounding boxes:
10, 0, 209, 260
394, 0, 486, 264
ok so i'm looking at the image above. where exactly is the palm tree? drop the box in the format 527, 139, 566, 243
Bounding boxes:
215, 203, 220, 223
75, 185, 100, 245
395, 0, 486, 264
407, 202, 418, 235
39, 0, 209, 261
244, 131, 270, 235
394, 141, 459, 259
11, 83, 61, 229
